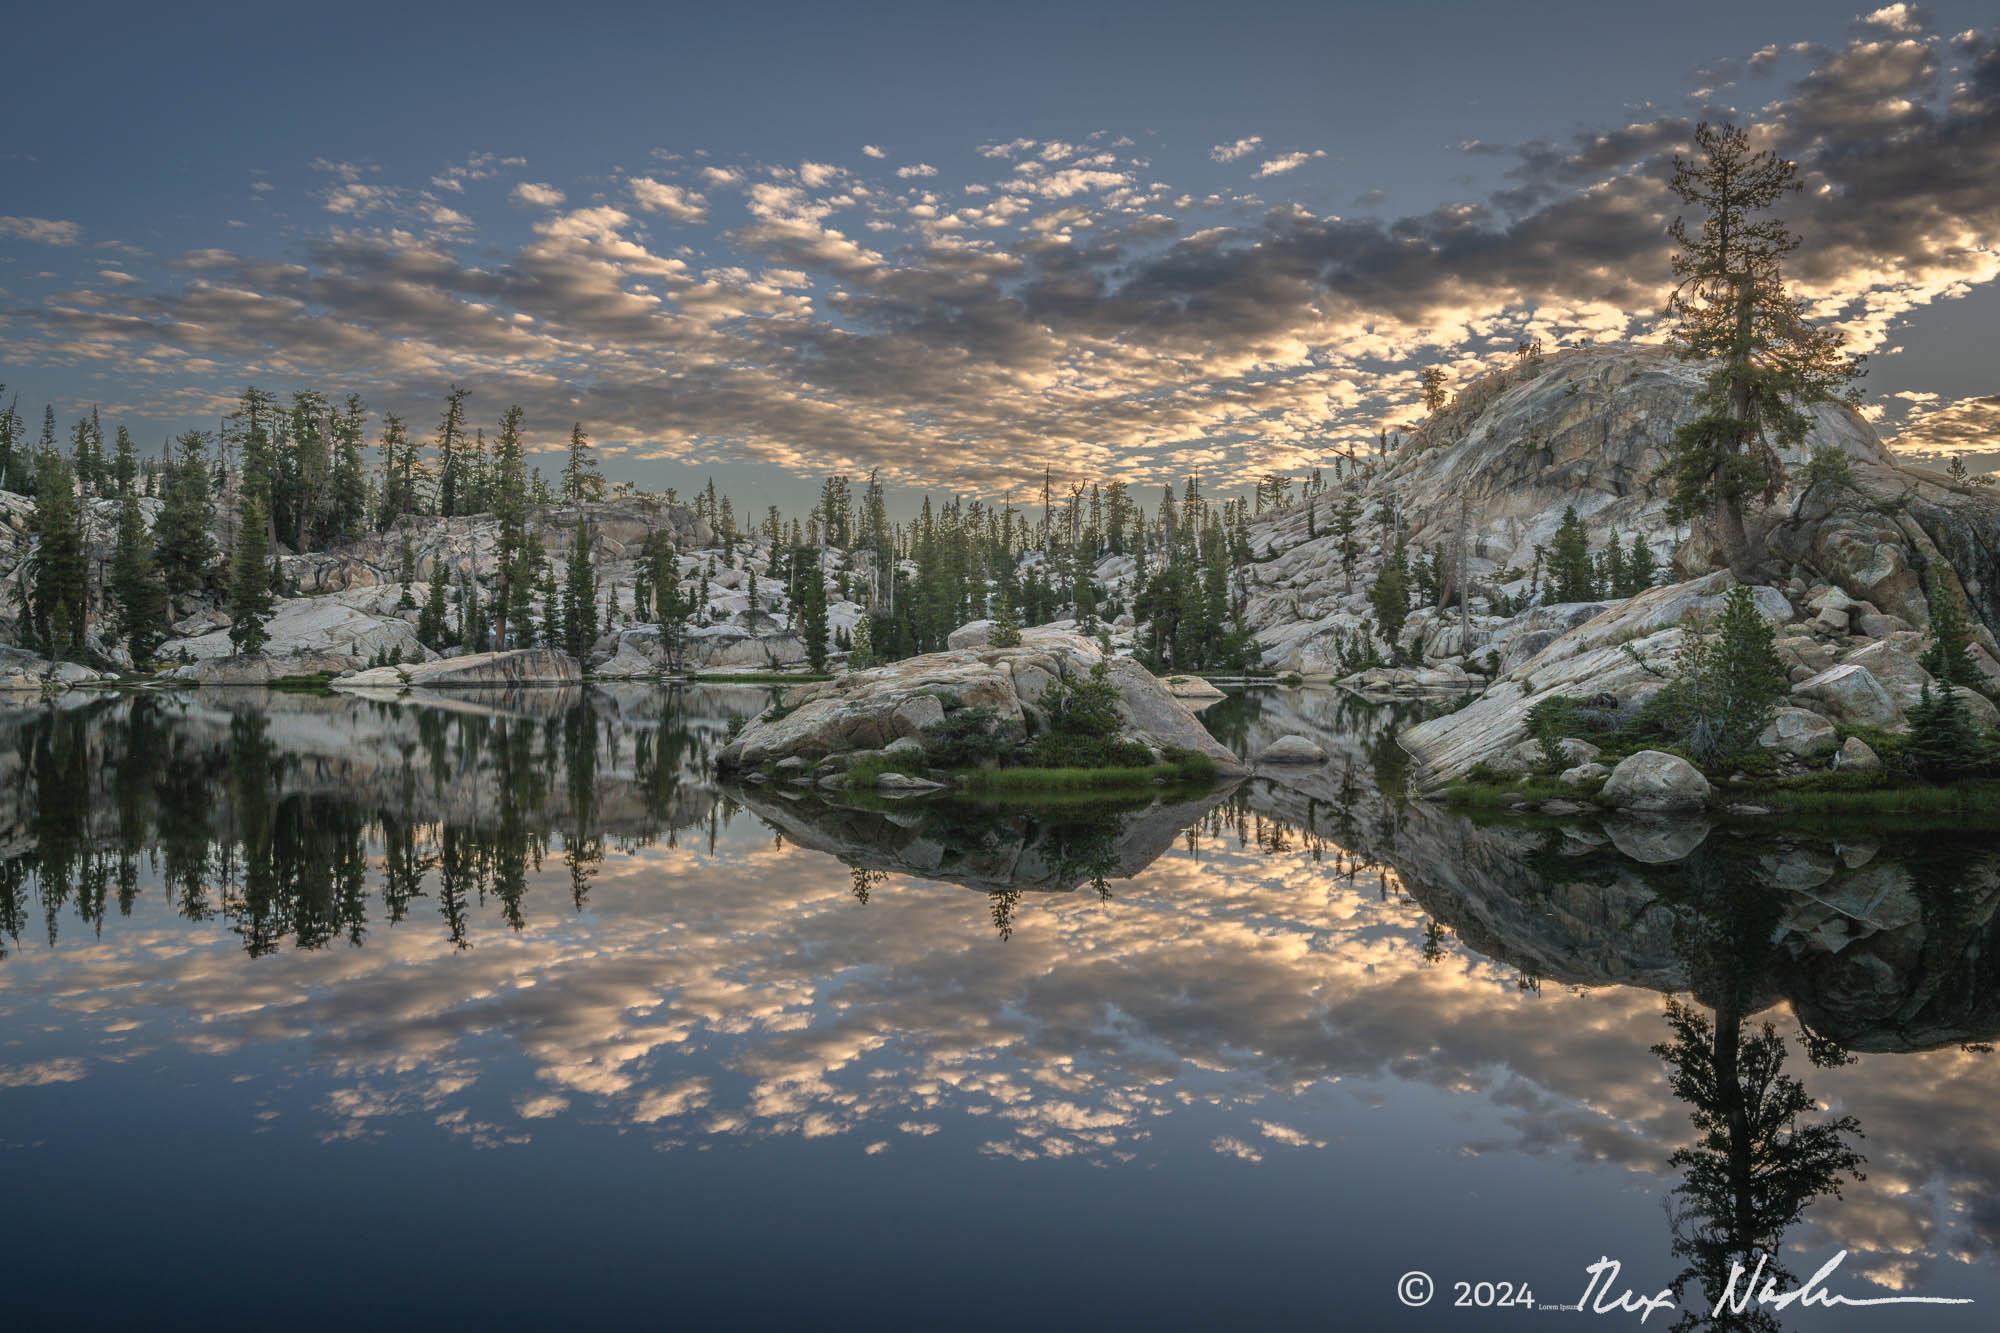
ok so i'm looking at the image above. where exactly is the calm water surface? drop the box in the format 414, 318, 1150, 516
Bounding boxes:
2, 685, 1996, 1330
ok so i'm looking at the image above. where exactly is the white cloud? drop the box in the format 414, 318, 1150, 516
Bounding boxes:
1253, 149, 1326, 178
896, 163, 939, 179
861, 144, 886, 159
628, 177, 709, 222
798, 161, 844, 189
511, 181, 567, 207
1210, 136, 1263, 163
0, 215, 82, 245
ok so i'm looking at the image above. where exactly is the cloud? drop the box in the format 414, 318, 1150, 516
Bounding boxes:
1210, 136, 1263, 162
627, 177, 709, 223
3, 18, 1997, 497
1252, 149, 1326, 178
895, 163, 939, 178
0, 216, 82, 245
861, 145, 886, 159
511, 181, 566, 207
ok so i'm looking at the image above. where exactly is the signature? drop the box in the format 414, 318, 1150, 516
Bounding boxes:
1575, 1251, 1973, 1323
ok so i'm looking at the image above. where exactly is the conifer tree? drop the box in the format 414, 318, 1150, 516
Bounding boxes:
417, 560, 450, 650
560, 522, 598, 658
1370, 539, 1411, 663
1418, 366, 1449, 413
1549, 505, 1595, 602
1919, 583, 1978, 690
23, 445, 89, 658
796, 546, 830, 671
110, 487, 168, 662
1659, 122, 1862, 573
156, 430, 216, 600
328, 395, 370, 541
433, 386, 470, 517
111, 424, 139, 497
227, 489, 274, 654
562, 421, 605, 505
990, 586, 1022, 647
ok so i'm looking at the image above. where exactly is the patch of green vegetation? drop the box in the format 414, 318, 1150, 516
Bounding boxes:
843, 754, 905, 790
1743, 774, 2000, 822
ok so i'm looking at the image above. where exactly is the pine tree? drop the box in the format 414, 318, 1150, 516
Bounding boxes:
1418, 366, 1449, 413
1919, 583, 1979, 690
1627, 535, 1657, 593
1660, 122, 1862, 573
1370, 539, 1411, 663
1333, 494, 1361, 591
397, 532, 418, 610
110, 487, 168, 663
328, 394, 370, 541
111, 424, 139, 497
155, 430, 216, 600
0, 393, 20, 492
797, 546, 830, 671
990, 586, 1022, 647
561, 421, 604, 505
227, 489, 274, 654
433, 386, 470, 517
1671, 585, 1786, 765
417, 560, 450, 650
1550, 505, 1595, 603
23, 445, 89, 658
1906, 680, 1987, 779
560, 522, 598, 658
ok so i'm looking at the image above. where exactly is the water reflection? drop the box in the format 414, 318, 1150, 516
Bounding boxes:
0, 687, 1996, 1323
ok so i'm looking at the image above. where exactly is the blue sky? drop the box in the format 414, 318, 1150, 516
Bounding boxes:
3, 0, 1996, 509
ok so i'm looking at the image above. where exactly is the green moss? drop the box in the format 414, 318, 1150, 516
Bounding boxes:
842, 754, 905, 790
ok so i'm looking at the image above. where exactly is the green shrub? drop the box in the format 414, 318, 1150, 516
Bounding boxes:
921, 706, 1019, 767
1029, 732, 1154, 769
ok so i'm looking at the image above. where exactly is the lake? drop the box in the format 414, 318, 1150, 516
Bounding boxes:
2, 685, 1996, 1330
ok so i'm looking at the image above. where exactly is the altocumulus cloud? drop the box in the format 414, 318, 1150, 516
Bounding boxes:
3, 13, 1998, 492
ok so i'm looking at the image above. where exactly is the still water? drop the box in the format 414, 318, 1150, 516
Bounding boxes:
2, 685, 1996, 1330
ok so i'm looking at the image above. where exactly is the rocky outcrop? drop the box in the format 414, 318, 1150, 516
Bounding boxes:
1241, 344, 2000, 676
717, 627, 1244, 775
1398, 571, 1790, 787
0, 646, 103, 695
334, 649, 582, 690
165, 652, 359, 686
160, 587, 432, 667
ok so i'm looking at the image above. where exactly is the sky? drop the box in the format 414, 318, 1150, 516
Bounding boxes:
2, 0, 1996, 511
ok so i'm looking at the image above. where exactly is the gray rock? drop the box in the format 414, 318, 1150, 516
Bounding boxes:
874, 771, 946, 791
717, 628, 1243, 775
1792, 664, 1906, 732
1560, 761, 1610, 787
1835, 736, 1882, 773
333, 649, 582, 691
1758, 706, 1840, 759
1600, 750, 1713, 812
166, 651, 358, 686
